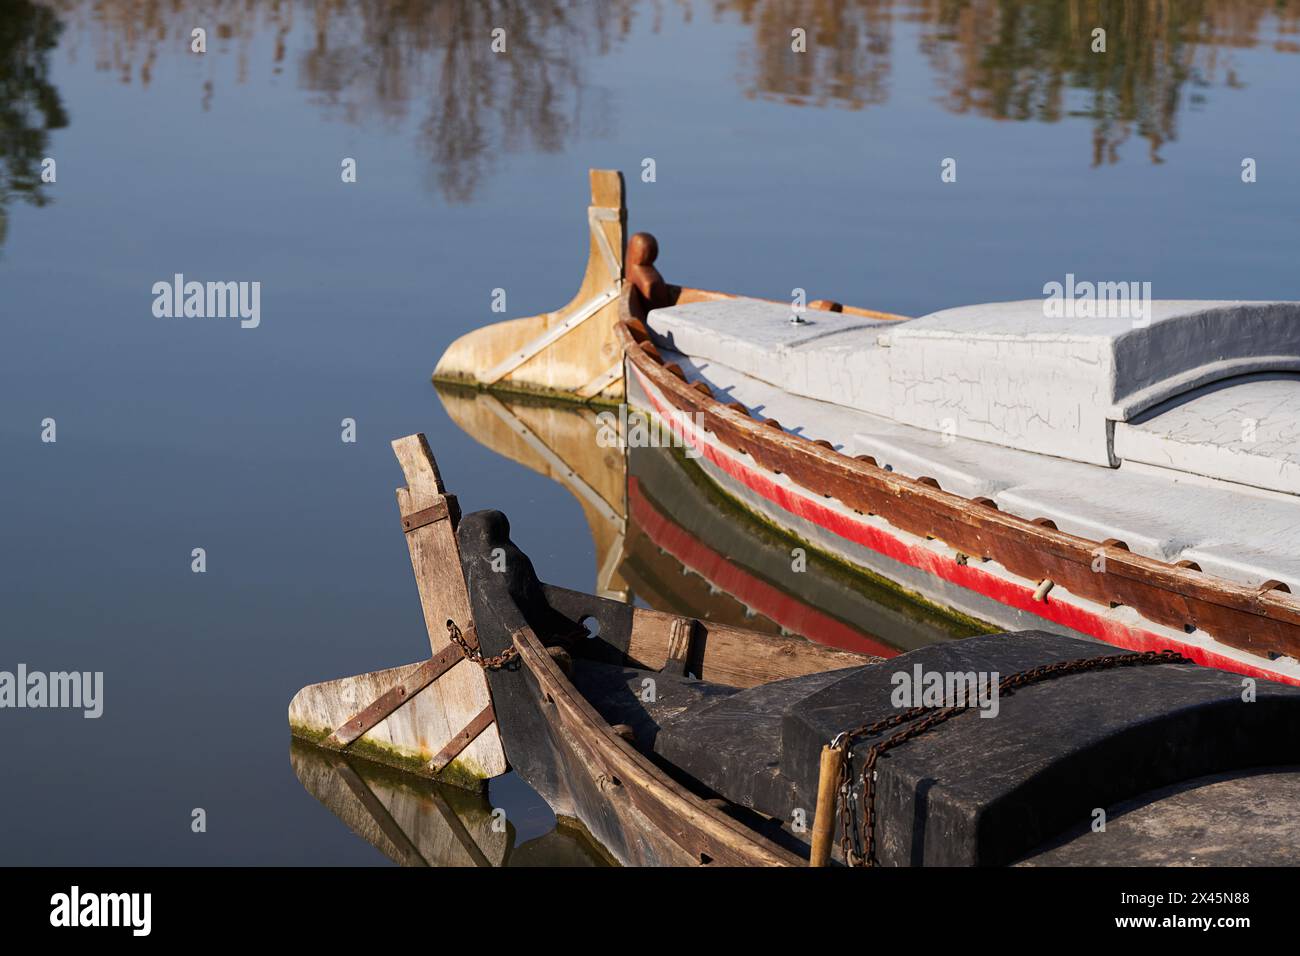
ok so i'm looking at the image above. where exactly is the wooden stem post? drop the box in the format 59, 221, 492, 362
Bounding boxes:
391, 434, 508, 778
810, 744, 845, 867
288, 434, 509, 784
433, 169, 628, 401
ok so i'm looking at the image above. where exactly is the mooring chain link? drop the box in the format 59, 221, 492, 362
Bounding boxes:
833, 649, 1189, 867
446, 619, 518, 670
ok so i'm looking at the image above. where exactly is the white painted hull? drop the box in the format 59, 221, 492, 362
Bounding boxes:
627, 359, 1300, 687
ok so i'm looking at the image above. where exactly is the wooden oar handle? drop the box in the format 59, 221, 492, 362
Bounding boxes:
810, 744, 844, 867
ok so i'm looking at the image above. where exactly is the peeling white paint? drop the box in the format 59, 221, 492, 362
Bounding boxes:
650, 297, 1300, 470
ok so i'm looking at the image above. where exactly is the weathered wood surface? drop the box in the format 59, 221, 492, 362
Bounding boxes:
627, 605, 875, 688
540, 582, 877, 689
780, 631, 1300, 866
663, 616, 696, 674
455, 504, 1300, 867
289, 660, 486, 784
433, 169, 628, 401
325, 644, 464, 748
1017, 767, 1300, 866
290, 741, 509, 867
641, 628, 1300, 866
391, 434, 507, 779
618, 291, 1300, 667
289, 434, 507, 783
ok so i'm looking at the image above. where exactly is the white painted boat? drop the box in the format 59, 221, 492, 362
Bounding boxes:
626, 296, 1300, 684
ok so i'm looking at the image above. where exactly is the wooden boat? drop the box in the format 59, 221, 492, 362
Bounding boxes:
435, 169, 1300, 687
459, 467, 1300, 867
292, 433, 1300, 866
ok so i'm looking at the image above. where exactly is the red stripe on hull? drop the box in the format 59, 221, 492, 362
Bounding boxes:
629, 476, 898, 658
631, 364, 1296, 686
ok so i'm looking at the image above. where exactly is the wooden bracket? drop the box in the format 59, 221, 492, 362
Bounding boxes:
577, 360, 625, 400
401, 499, 451, 533
478, 286, 620, 387
587, 203, 624, 283
325, 642, 465, 749
428, 705, 497, 773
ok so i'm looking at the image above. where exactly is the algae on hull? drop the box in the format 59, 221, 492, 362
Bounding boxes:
657, 442, 996, 640
289, 721, 489, 793
433, 373, 622, 409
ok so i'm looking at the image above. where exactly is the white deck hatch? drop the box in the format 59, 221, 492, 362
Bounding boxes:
648, 297, 1300, 471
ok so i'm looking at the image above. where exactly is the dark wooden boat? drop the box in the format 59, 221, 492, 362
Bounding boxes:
458, 504, 1300, 867
436, 169, 1300, 687
293, 433, 1300, 866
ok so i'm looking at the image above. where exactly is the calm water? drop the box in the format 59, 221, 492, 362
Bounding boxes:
2, 0, 1299, 864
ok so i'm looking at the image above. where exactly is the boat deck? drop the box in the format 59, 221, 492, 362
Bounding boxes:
649, 296, 1300, 471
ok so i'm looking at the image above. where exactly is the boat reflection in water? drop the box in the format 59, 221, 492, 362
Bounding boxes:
290, 739, 608, 866
435, 386, 985, 659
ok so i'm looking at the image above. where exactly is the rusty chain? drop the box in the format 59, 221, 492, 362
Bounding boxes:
446, 619, 518, 670
834, 649, 1189, 867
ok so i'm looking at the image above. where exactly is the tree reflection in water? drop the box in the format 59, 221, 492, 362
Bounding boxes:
38, 0, 634, 203
7, 0, 1299, 241
0, 1, 68, 249
736, 0, 1300, 165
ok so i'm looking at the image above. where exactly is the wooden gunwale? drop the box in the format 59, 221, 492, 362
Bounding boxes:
616, 287, 1300, 665
510, 624, 804, 866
